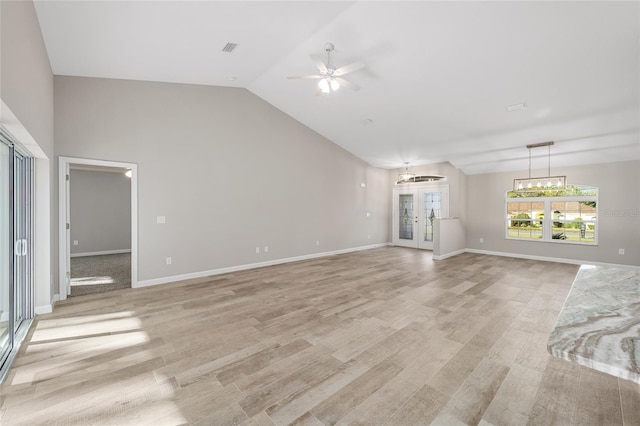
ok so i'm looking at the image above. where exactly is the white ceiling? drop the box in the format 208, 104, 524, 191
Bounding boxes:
34, 1, 639, 174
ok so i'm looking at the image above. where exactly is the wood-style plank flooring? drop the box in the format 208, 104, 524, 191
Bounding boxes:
1, 247, 639, 425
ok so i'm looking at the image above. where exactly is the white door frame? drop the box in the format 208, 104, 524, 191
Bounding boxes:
58, 156, 138, 301
392, 183, 449, 250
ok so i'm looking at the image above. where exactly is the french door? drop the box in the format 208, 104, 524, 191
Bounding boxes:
0, 130, 34, 380
392, 184, 449, 250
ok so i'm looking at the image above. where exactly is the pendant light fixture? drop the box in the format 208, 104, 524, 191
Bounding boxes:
513, 141, 566, 191
397, 162, 416, 183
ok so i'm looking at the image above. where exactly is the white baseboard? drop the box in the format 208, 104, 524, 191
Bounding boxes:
433, 249, 466, 261
135, 243, 391, 289
34, 294, 59, 316
35, 304, 53, 315
71, 249, 131, 258
465, 248, 640, 270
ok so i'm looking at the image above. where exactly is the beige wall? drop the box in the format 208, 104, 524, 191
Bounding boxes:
1, 0, 54, 310
54, 76, 390, 284
70, 169, 132, 255
465, 160, 640, 266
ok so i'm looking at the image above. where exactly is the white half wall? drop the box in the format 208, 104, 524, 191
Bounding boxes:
433, 218, 465, 260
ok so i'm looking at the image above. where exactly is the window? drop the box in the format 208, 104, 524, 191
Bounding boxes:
506, 185, 597, 245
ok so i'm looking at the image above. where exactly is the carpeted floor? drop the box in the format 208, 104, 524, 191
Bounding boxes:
70, 253, 131, 297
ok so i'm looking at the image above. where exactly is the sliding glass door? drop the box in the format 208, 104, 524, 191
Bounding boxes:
13, 151, 32, 333
0, 141, 11, 368
0, 130, 34, 380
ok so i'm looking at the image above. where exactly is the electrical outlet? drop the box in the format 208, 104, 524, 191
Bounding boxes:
264, 246, 269, 253
367, 234, 371, 239
157, 216, 166, 224
619, 248, 625, 255
480, 238, 484, 243
166, 257, 172, 265
316, 240, 320, 246
255, 247, 260, 254
73, 240, 78, 246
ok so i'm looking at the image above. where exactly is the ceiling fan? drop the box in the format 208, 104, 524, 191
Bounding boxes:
288, 42, 364, 96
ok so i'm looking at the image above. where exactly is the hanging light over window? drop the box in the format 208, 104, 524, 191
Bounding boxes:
513, 141, 567, 192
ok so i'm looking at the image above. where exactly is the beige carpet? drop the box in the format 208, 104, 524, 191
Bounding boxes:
70, 253, 131, 297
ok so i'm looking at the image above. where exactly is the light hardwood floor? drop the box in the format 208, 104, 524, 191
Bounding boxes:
1, 247, 639, 425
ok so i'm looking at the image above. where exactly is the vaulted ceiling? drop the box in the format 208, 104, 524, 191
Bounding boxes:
34, 1, 639, 174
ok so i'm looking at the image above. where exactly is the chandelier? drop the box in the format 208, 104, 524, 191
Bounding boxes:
513, 141, 566, 191
397, 162, 416, 183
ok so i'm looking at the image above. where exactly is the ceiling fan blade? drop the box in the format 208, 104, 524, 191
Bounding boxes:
335, 77, 360, 91
333, 61, 365, 77
310, 54, 328, 74
287, 75, 323, 80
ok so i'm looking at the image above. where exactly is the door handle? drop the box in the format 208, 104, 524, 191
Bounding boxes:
14, 239, 27, 256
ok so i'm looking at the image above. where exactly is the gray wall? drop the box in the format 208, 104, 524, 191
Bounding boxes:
465, 160, 640, 266
1, 0, 55, 309
70, 169, 132, 255
54, 76, 390, 283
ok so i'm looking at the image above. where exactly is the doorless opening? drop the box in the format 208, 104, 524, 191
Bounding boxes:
58, 157, 138, 301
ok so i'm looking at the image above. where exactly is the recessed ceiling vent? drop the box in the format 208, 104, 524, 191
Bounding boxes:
396, 175, 446, 185
221, 42, 238, 53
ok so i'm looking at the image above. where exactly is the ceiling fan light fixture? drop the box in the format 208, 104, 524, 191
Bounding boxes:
318, 77, 339, 94
290, 42, 362, 95
318, 78, 330, 93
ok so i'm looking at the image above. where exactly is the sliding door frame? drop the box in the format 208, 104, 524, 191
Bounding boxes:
58, 156, 138, 301
0, 129, 35, 383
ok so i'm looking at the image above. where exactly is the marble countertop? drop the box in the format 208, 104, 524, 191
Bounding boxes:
548, 264, 640, 383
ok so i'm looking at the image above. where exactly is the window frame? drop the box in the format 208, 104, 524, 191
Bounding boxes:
505, 194, 598, 246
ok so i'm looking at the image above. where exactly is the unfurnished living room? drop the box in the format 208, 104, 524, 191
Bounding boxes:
1, 1, 639, 425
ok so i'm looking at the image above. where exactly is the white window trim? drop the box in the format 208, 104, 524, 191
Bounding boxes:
505, 195, 598, 246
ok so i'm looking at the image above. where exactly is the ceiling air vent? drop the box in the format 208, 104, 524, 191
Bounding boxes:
396, 175, 446, 185
221, 42, 238, 53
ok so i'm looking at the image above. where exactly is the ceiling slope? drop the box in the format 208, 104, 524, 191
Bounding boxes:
35, 1, 639, 174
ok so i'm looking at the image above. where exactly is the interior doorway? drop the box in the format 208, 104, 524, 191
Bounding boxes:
58, 157, 138, 301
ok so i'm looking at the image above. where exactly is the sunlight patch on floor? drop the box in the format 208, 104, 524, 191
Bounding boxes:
10, 313, 158, 388
35, 311, 136, 329
71, 275, 116, 285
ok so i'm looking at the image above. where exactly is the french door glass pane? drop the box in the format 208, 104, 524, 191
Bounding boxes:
399, 194, 414, 240
423, 192, 441, 242
0, 142, 11, 365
